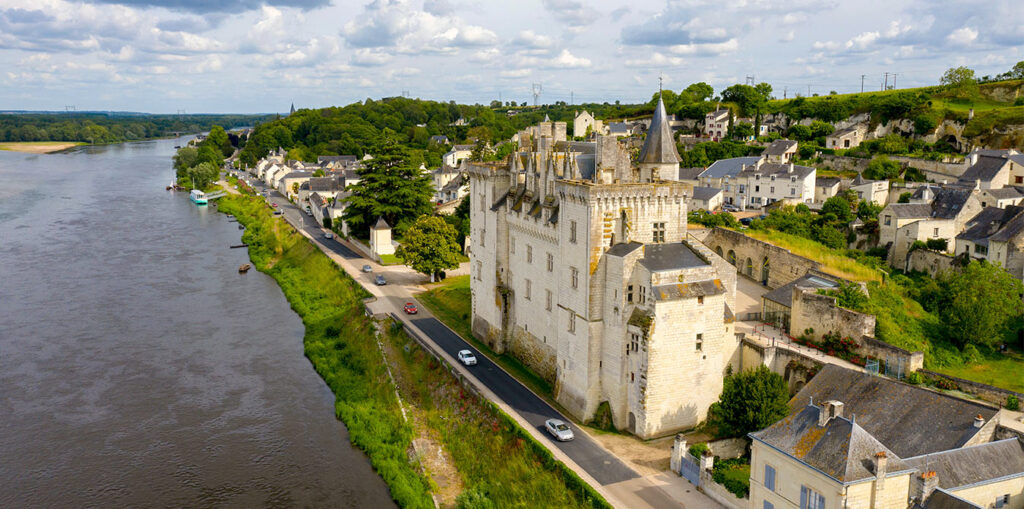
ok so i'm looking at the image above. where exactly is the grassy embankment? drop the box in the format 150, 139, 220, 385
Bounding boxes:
0, 141, 85, 153
216, 190, 608, 508
742, 229, 883, 283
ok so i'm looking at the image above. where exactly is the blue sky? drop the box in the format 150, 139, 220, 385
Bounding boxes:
0, 0, 1021, 113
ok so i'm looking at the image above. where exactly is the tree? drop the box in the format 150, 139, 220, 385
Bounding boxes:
721, 84, 770, 116
864, 156, 902, 180
709, 366, 789, 438
730, 123, 754, 140
940, 66, 978, 98
821, 195, 854, 223
342, 140, 434, 238
898, 192, 912, 203
857, 200, 883, 221
1010, 61, 1024, 79
396, 215, 463, 282
469, 139, 493, 162
940, 260, 1024, 348
683, 82, 714, 102
820, 282, 868, 311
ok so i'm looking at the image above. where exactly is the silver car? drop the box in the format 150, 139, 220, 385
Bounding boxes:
457, 349, 477, 366
544, 418, 574, 441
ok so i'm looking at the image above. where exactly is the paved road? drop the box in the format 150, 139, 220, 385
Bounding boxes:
408, 317, 638, 486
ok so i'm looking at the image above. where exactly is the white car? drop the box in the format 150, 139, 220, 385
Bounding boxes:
323, 232, 334, 239
457, 350, 477, 366
544, 418, 574, 441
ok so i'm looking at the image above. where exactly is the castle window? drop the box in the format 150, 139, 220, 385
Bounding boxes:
547, 253, 553, 272
627, 285, 634, 302
765, 464, 776, 491
770, 175, 776, 181
546, 290, 552, 311
527, 245, 533, 263
525, 279, 532, 300
629, 333, 639, 354
933, 228, 939, 236
570, 220, 577, 243
480, 229, 485, 247
800, 486, 825, 509
790, 188, 796, 196
571, 267, 579, 289
652, 222, 666, 243
639, 285, 646, 304
770, 186, 775, 194
568, 311, 575, 333
696, 333, 703, 351
697, 296, 704, 305
630, 372, 635, 383
755, 185, 760, 192
884, 215, 891, 226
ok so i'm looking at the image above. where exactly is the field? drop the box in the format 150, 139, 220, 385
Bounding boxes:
0, 141, 84, 153
216, 191, 607, 508
742, 229, 883, 282
933, 347, 1024, 394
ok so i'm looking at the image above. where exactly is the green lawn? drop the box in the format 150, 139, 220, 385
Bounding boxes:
379, 253, 404, 265
934, 347, 1024, 394
711, 457, 750, 499
743, 229, 883, 282
417, 275, 555, 399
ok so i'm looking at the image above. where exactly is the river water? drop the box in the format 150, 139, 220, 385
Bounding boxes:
0, 138, 394, 507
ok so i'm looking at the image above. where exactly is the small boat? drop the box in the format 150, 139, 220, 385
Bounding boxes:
174, 145, 182, 149
189, 189, 208, 205
239, 263, 252, 273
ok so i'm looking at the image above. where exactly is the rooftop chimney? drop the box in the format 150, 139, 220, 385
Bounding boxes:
914, 471, 939, 502
788, 162, 795, 173
874, 451, 888, 490
818, 400, 844, 426
974, 414, 986, 428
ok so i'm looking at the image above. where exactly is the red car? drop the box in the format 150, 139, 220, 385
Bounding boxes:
403, 303, 418, 315
271, 203, 278, 208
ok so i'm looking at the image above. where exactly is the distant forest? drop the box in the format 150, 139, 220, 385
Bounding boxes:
0, 112, 275, 144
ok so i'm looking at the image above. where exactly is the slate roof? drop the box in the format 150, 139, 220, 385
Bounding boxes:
886, 203, 936, 219
318, 155, 357, 164
638, 243, 709, 272
692, 186, 723, 202
372, 217, 390, 229
984, 186, 1024, 199
707, 109, 730, 120
763, 274, 839, 307
699, 156, 762, 179
576, 153, 596, 180
653, 279, 725, 301
958, 155, 1010, 184
763, 139, 798, 157
608, 122, 632, 134
607, 241, 644, 257
308, 176, 344, 192
829, 125, 862, 138
678, 167, 704, 181
912, 184, 942, 201
638, 97, 681, 165
789, 365, 999, 458
750, 405, 911, 483
921, 489, 983, 509
452, 144, 475, 151
904, 438, 1024, 490
956, 206, 1024, 244
816, 177, 841, 188
738, 162, 815, 180
931, 188, 974, 219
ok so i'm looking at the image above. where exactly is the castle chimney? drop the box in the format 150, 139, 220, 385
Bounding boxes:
974, 414, 985, 428
788, 162, 795, 173
874, 451, 888, 489
914, 471, 939, 502
818, 400, 844, 426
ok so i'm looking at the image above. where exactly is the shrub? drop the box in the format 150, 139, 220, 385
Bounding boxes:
925, 238, 948, 251
1008, 395, 1021, 411
906, 372, 923, 385
864, 156, 902, 180
961, 344, 983, 364
688, 442, 710, 458
1016, 97, 1024, 107
935, 377, 959, 391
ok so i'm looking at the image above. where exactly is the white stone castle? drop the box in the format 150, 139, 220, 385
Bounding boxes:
466, 98, 739, 438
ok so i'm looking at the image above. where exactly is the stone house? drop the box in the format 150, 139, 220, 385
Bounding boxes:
276, 171, 312, 201
704, 108, 731, 141
980, 187, 1024, 209
815, 177, 842, 203
698, 156, 762, 208
850, 174, 889, 206
677, 167, 704, 187
825, 125, 866, 149
733, 161, 816, 210
955, 205, 1024, 280
573, 110, 604, 138
690, 186, 724, 212
443, 144, 475, 167
297, 176, 345, 208
735, 117, 769, 140
763, 139, 798, 164
317, 155, 358, 170
878, 188, 982, 268
749, 364, 1022, 509
957, 150, 1024, 190
466, 98, 739, 438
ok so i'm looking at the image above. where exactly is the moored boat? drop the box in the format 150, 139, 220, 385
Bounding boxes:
189, 189, 208, 205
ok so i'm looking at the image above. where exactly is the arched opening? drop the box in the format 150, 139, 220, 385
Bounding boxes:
727, 250, 736, 266
745, 258, 753, 276
761, 257, 770, 285
715, 246, 724, 258
620, 210, 629, 243
628, 412, 636, 434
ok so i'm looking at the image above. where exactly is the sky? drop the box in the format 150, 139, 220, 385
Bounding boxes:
0, 0, 1022, 113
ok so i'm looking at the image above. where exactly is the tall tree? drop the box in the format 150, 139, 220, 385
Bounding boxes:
709, 366, 790, 438
941, 260, 1024, 348
940, 66, 978, 98
342, 139, 434, 237
396, 216, 462, 282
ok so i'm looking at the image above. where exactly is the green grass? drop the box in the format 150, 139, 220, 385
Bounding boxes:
417, 275, 555, 399
384, 323, 610, 509
379, 254, 404, 265
743, 229, 883, 282
711, 457, 750, 499
933, 347, 1024, 394
963, 106, 1024, 138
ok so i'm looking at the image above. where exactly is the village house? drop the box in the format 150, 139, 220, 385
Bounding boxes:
429, 134, 450, 145
276, 171, 312, 201
749, 365, 1023, 509
850, 173, 889, 206
676, 167, 704, 187
957, 149, 1024, 190
735, 117, 769, 140
317, 155, 358, 170
878, 187, 982, 268
825, 125, 866, 149
955, 205, 1024, 280
690, 186, 724, 212
704, 108, 731, 141
815, 177, 842, 203
297, 176, 346, 209
732, 160, 816, 210
698, 156, 762, 207
443, 144, 475, 167
763, 139, 798, 164
980, 187, 1024, 209
466, 98, 740, 438
573, 110, 605, 138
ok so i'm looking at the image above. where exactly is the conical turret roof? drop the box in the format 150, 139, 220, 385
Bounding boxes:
638, 96, 680, 165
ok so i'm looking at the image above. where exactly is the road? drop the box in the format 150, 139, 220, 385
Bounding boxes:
230, 171, 711, 508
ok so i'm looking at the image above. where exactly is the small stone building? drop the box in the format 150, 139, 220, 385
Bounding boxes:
369, 217, 395, 257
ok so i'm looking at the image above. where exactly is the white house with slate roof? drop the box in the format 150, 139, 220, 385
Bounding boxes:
749, 365, 1024, 509
466, 97, 739, 438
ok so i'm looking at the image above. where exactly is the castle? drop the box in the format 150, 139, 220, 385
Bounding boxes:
466, 98, 739, 438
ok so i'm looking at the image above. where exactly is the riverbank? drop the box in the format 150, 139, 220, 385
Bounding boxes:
215, 190, 610, 508
0, 141, 85, 153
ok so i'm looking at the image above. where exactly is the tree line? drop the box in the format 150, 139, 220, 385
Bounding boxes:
0, 113, 271, 144
173, 126, 236, 189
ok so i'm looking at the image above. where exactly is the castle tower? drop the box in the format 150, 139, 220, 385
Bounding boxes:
637, 96, 681, 182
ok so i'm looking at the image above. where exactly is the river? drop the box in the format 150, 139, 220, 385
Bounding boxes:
0, 138, 395, 508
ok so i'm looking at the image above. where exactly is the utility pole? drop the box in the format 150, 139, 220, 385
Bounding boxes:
783, 86, 787, 99
570, 90, 573, 105
807, 84, 811, 97
891, 72, 898, 89
860, 74, 866, 93
883, 72, 889, 91
745, 75, 755, 85
532, 82, 542, 106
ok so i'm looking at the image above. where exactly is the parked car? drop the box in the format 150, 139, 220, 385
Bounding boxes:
544, 419, 574, 441
403, 302, 418, 314
722, 204, 739, 212
271, 203, 278, 208
273, 210, 283, 216
740, 217, 753, 226
457, 350, 477, 366
375, 275, 386, 286
324, 232, 334, 239
362, 265, 373, 273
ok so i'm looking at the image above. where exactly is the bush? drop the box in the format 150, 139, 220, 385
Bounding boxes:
935, 377, 959, 391
1016, 97, 1024, 107
1008, 395, 1021, 411
864, 156, 902, 180
688, 442, 710, 458
925, 238, 948, 251
906, 372, 923, 385
898, 192, 912, 203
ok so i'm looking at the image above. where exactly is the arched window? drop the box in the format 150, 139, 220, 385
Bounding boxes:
745, 258, 753, 276
727, 250, 736, 266
715, 246, 724, 257
761, 257, 770, 284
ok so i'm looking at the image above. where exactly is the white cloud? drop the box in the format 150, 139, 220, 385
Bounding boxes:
946, 26, 978, 45
548, 49, 591, 68
624, 52, 684, 68
350, 48, 392, 67
514, 30, 554, 50
779, 31, 794, 43
341, 0, 496, 54
668, 38, 738, 56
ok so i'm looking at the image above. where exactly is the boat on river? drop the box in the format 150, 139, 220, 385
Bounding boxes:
239, 263, 252, 273
189, 189, 208, 205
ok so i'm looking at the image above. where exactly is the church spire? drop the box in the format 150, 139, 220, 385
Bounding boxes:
638, 95, 680, 165
289, 102, 296, 115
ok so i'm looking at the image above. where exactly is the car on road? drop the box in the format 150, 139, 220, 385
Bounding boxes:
722, 204, 739, 212
457, 350, 477, 366
324, 232, 334, 239
273, 210, 283, 216
403, 302, 418, 314
375, 275, 387, 285
544, 419, 574, 441
362, 265, 373, 273
271, 203, 278, 208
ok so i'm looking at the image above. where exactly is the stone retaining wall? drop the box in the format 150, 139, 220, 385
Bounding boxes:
906, 249, 957, 277
859, 336, 925, 372
703, 227, 821, 289
790, 288, 876, 343
919, 369, 1024, 407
